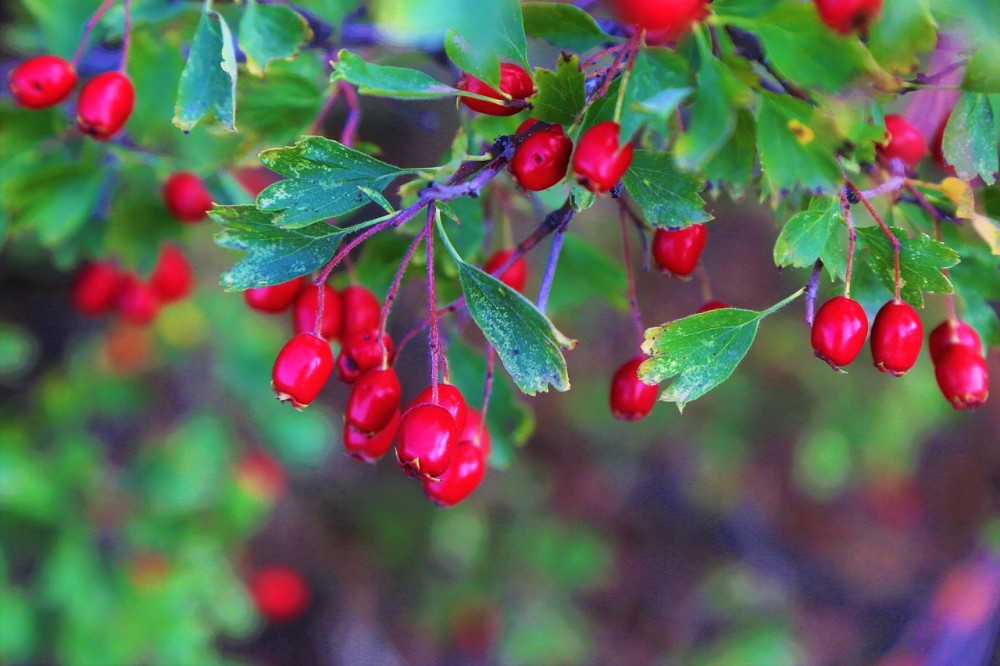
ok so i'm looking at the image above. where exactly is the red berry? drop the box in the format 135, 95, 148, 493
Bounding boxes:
336, 329, 394, 383
929, 319, 982, 364
76, 71, 134, 140
610, 357, 658, 421
697, 299, 728, 313
572, 121, 634, 193
652, 224, 707, 278
396, 403, 460, 480
457, 63, 534, 116
422, 441, 487, 507
236, 451, 287, 500
483, 248, 528, 293
613, 0, 709, 41
7, 55, 77, 109
345, 368, 402, 434
934, 345, 989, 410
70, 260, 121, 316
271, 333, 334, 409
162, 172, 213, 223
460, 408, 492, 457
406, 384, 469, 435
811, 296, 869, 371
870, 300, 923, 376
339, 285, 381, 340
814, 0, 883, 34
149, 244, 193, 303
292, 283, 342, 339
117, 274, 160, 326
877, 115, 927, 168
249, 566, 309, 623
243, 277, 305, 314
509, 120, 573, 191
343, 409, 400, 463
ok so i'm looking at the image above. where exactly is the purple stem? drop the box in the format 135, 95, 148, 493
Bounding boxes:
73, 0, 118, 67
338, 81, 361, 148
479, 343, 495, 442
120, 0, 132, 71
425, 208, 441, 404
535, 222, 567, 314
377, 225, 427, 365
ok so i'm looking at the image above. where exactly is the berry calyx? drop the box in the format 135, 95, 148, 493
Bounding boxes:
697, 299, 728, 313
70, 260, 121, 317
652, 224, 707, 278
339, 285, 381, 340
149, 244, 194, 303
422, 441, 487, 507
249, 567, 309, 623
162, 172, 213, 223
483, 248, 528, 293
877, 115, 927, 168
870, 300, 923, 376
343, 409, 400, 463
271, 333, 334, 409
609, 357, 658, 421
292, 283, 342, 339
572, 121, 634, 193
345, 368, 402, 434
934, 345, 989, 410
929, 319, 982, 364
811, 296, 869, 371
243, 277, 305, 314
457, 63, 534, 116
460, 408, 492, 457
407, 383, 469, 435
613, 0, 710, 42
396, 403, 459, 480
336, 329, 394, 384
814, 0, 883, 35
7, 55, 77, 109
76, 71, 135, 140
116, 274, 161, 326
509, 120, 573, 191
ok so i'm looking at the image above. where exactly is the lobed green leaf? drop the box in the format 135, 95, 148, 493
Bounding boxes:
239, 0, 312, 76
174, 11, 238, 133
773, 197, 842, 270
622, 151, 711, 229
856, 227, 959, 307
531, 54, 586, 126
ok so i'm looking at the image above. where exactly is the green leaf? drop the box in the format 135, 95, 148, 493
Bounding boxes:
946, 235, 1000, 346
702, 108, 756, 197
547, 234, 629, 315
3, 158, 104, 248
239, 0, 312, 76
531, 54, 586, 126
773, 197, 842, 269
943, 93, 998, 185
630, 87, 693, 135
19, 0, 95, 57
256, 136, 407, 228
673, 54, 747, 170
521, 2, 618, 51
868, 0, 937, 74
856, 227, 959, 307
622, 151, 711, 228
173, 11, 238, 132
444, 0, 529, 87
237, 59, 325, 148
331, 49, 459, 99
962, 44, 1000, 93
756, 92, 841, 197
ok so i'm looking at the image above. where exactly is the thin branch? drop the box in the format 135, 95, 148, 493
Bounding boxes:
619, 206, 645, 344
425, 207, 441, 403
73, 0, 118, 67
846, 178, 901, 301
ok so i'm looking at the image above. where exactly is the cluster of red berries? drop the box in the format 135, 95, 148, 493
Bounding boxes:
8, 55, 135, 140
70, 244, 194, 325
929, 319, 990, 410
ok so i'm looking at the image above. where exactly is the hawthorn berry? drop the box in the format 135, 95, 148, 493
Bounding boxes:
877, 115, 927, 168
407, 383, 469, 435
483, 248, 528, 293
162, 172, 213, 223
271, 333, 334, 409
814, 0, 883, 35
457, 63, 534, 116
345, 368, 402, 434
929, 319, 982, 364
149, 244, 193, 303
697, 299, 728, 313
243, 277, 305, 314
870, 300, 923, 376
934, 345, 989, 410
117, 274, 161, 326
652, 224, 707, 278
572, 121, 634, 193
343, 409, 400, 463
609, 357, 658, 421
422, 440, 487, 507
76, 70, 135, 140
7, 55, 77, 109
339, 285, 381, 339
249, 566, 309, 623
509, 120, 573, 191
292, 283, 342, 339
613, 0, 710, 42
70, 260, 121, 317
811, 296, 869, 371
460, 408, 492, 457
336, 329, 394, 383
396, 403, 459, 480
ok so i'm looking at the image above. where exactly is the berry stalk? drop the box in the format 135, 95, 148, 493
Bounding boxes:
619, 206, 645, 344
379, 225, 427, 367
73, 0, 118, 67
425, 207, 442, 404
845, 178, 901, 301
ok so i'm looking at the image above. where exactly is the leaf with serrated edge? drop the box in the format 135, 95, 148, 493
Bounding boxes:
773, 197, 841, 268
522, 2, 619, 51
756, 92, 841, 197
331, 49, 459, 99
622, 151, 711, 228
856, 227, 959, 307
239, 0, 312, 76
531, 54, 585, 126
174, 11, 237, 132
444, 0, 528, 86
943, 93, 998, 185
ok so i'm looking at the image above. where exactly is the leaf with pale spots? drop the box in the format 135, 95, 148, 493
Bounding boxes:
856, 228, 959, 307
174, 11, 237, 132
942, 93, 998, 185
622, 151, 711, 229
238, 0, 311, 76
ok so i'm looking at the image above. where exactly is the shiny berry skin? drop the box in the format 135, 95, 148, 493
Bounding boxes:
483, 248, 528, 293
396, 403, 459, 480
509, 120, 573, 191
422, 441, 487, 507
343, 409, 400, 463
249, 566, 309, 623
7, 55, 77, 109
339, 285, 381, 340
345, 368, 402, 434
572, 121, 634, 193
457, 63, 534, 116
870, 300, 923, 376
162, 172, 213, 223
934, 345, 989, 410
652, 224, 707, 278
697, 299, 728, 313
292, 283, 342, 339
76, 71, 135, 140
811, 296, 869, 371
878, 115, 927, 168
116, 274, 161, 326
460, 408, 492, 457
70, 260, 121, 316
336, 329, 394, 383
814, 0, 883, 34
613, 0, 709, 41
271, 333, 334, 409
243, 277, 305, 314
149, 244, 193, 303
407, 383, 468, 435
929, 319, 982, 364
610, 357, 658, 421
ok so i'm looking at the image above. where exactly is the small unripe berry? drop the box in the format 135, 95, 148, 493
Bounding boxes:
613, 0, 710, 42
929, 319, 981, 364
117, 274, 161, 326
149, 244, 194, 303
345, 368, 402, 434
396, 403, 459, 480
71, 260, 121, 317
811, 296, 869, 371
162, 172, 213, 223
457, 63, 534, 116
483, 249, 528, 293
652, 224, 707, 278
243, 277, 305, 314
572, 121, 634, 193
406, 384, 469, 435
814, 0, 883, 34
271, 333, 334, 409
336, 329, 394, 384
877, 115, 927, 168
76, 71, 135, 140
292, 283, 342, 339
509, 120, 573, 191
249, 566, 309, 623
934, 345, 989, 410
339, 285, 381, 340
343, 409, 400, 463
7, 55, 77, 109
422, 441, 487, 507
870, 300, 923, 376
609, 357, 658, 421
